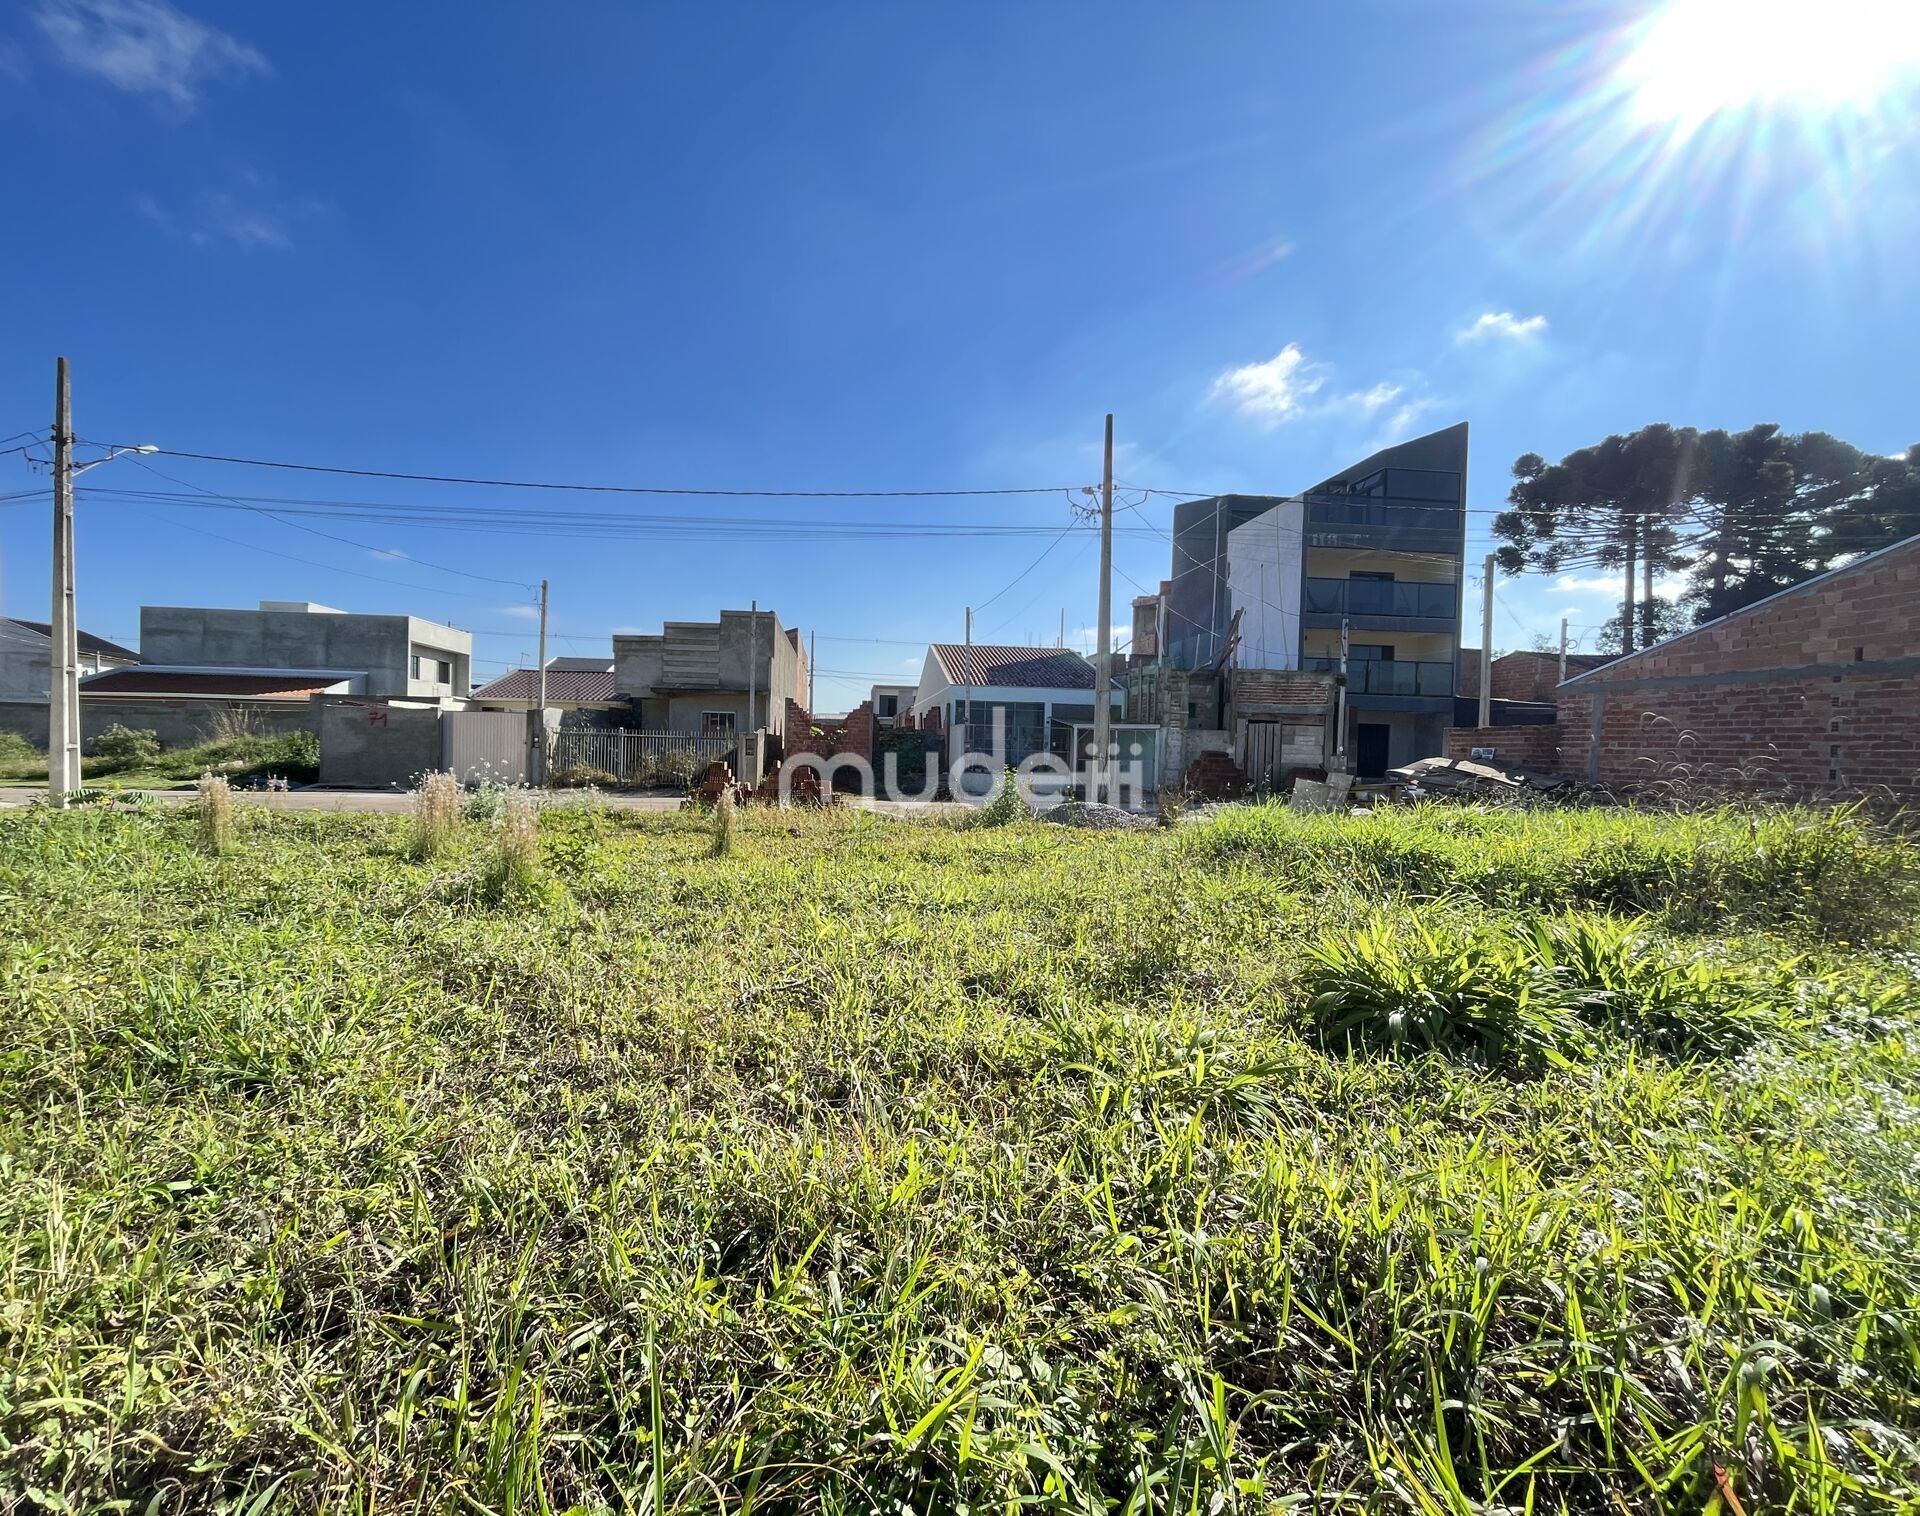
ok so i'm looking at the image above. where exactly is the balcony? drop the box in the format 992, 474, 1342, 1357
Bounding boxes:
1304, 658, 1455, 697
1304, 577, 1457, 619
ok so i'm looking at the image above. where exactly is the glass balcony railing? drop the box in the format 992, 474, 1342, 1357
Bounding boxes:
1303, 577, 1457, 619
1303, 658, 1455, 696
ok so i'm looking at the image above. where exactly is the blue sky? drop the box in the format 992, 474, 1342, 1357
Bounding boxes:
2, 1, 1916, 710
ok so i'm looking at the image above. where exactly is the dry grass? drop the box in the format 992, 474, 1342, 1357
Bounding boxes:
711, 785, 737, 856
193, 771, 234, 854
409, 769, 463, 859
481, 788, 542, 902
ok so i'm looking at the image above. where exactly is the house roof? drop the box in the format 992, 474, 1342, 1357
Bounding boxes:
930, 644, 1096, 689
471, 666, 622, 703
80, 666, 352, 698
544, 656, 614, 672
1558, 531, 1920, 688
2, 618, 141, 663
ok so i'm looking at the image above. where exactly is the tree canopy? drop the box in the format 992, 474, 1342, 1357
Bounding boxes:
1495, 424, 1919, 654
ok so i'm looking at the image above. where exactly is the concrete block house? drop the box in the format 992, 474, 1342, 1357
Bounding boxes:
611, 610, 808, 743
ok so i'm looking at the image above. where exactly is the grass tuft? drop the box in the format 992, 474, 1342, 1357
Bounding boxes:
193, 770, 235, 855
710, 784, 737, 856
480, 788, 542, 903
410, 769, 463, 859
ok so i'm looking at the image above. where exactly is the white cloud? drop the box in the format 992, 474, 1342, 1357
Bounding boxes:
367, 547, 409, 563
1342, 382, 1403, 416
498, 604, 542, 621
36, 0, 268, 110
1456, 310, 1549, 344
1209, 343, 1326, 425
1554, 571, 1687, 601
138, 180, 320, 251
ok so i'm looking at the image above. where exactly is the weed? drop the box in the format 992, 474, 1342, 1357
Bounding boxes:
711, 785, 736, 856
410, 769, 463, 859
969, 767, 1032, 828
91, 723, 161, 765
480, 789, 542, 902
194, 770, 235, 854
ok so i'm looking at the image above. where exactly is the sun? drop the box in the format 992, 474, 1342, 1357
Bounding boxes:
1620, 0, 1920, 131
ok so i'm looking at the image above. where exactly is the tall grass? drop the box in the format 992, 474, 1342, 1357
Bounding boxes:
0, 801, 1915, 1511
410, 769, 463, 858
710, 784, 736, 856
1189, 799, 1919, 937
480, 789, 542, 902
194, 770, 234, 854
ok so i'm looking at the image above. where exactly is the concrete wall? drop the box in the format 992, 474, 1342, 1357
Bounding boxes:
140, 606, 471, 697
1555, 538, 1920, 800
317, 697, 445, 788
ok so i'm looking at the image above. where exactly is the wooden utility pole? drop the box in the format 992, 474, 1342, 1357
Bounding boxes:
1090, 413, 1114, 801
533, 579, 549, 783
49, 358, 77, 807
1478, 553, 1495, 729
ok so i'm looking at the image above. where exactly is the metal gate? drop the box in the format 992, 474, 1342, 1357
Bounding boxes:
549, 729, 733, 785
443, 710, 529, 785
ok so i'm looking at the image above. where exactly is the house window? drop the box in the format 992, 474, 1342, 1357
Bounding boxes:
1350, 570, 1395, 582
414, 654, 452, 683
701, 711, 736, 737
877, 694, 898, 718
1351, 644, 1396, 662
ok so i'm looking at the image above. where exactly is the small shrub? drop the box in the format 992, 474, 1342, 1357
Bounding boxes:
93, 724, 162, 765
0, 731, 39, 766
195, 772, 235, 855
969, 769, 1032, 829
711, 786, 737, 856
549, 764, 616, 789
650, 748, 703, 791
481, 791, 542, 904
410, 770, 463, 859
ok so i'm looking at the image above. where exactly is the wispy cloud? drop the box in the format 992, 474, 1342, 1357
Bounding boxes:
498, 604, 542, 621
367, 547, 409, 563
138, 177, 322, 251
1555, 571, 1686, 601
35, 0, 268, 111
1342, 381, 1403, 416
1209, 344, 1326, 425
1456, 310, 1549, 344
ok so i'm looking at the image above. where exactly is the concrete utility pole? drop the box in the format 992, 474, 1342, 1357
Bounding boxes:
534, 579, 549, 782
1090, 413, 1115, 801
49, 358, 78, 807
808, 629, 816, 714
1478, 553, 1495, 729
964, 606, 972, 645
1334, 615, 1349, 768
1058, 608, 1065, 649
1558, 616, 1569, 686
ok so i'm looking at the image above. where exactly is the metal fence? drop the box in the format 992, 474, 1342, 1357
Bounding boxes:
550, 729, 734, 784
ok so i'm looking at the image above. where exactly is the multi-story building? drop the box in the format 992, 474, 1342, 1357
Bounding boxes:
1159, 423, 1468, 777
612, 609, 808, 741
139, 600, 472, 699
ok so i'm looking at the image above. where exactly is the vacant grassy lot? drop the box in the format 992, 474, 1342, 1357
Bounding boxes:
2, 801, 1918, 1513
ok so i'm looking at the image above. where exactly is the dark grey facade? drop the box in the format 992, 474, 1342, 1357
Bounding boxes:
1165, 494, 1288, 667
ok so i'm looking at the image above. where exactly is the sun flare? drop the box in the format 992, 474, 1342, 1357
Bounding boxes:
1621, 0, 1920, 130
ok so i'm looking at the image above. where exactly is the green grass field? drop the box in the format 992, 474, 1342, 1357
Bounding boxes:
2, 799, 1918, 1513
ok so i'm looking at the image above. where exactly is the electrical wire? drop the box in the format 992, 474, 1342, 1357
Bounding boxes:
83, 441, 1086, 499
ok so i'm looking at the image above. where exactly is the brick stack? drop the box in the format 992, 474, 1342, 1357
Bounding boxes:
696, 760, 751, 807
1183, 749, 1248, 799
754, 759, 827, 805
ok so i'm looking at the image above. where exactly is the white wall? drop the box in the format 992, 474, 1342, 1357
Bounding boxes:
1226, 502, 1304, 669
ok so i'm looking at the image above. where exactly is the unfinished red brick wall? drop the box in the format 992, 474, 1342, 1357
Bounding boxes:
1444, 723, 1565, 772
1555, 539, 1920, 799
781, 698, 875, 764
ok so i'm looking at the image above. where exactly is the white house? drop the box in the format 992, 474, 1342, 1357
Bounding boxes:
908, 643, 1121, 769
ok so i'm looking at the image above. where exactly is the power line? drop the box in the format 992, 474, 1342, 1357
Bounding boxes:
119, 456, 537, 591
87, 442, 1086, 500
